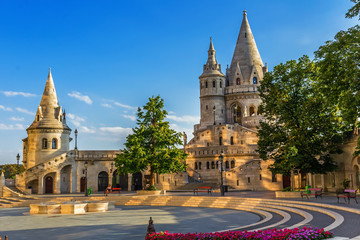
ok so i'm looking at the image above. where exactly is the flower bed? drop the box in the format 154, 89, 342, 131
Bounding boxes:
146, 227, 333, 240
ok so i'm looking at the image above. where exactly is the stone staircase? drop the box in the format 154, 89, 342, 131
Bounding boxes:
174, 182, 220, 191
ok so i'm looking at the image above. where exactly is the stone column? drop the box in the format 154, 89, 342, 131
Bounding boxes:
321, 174, 325, 190
0, 172, 5, 197
128, 173, 132, 191
38, 176, 44, 194
71, 165, 77, 193
55, 172, 61, 194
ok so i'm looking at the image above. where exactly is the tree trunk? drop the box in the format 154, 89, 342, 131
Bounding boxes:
150, 167, 155, 186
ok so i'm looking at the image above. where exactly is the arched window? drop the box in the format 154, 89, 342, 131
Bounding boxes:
225, 161, 229, 169
206, 105, 208, 110
195, 162, 198, 170
216, 161, 219, 169
199, 162, 202, 170
230, 137, 234, 145
211, 161, 215, 169
37, 115, 40, 121
253, 77, 257, 84
249, 106, 255, 116
213, 81, 216, 88
220, 81, 222, 88
42, 138, 48, 149
205, 82, 208, 88
206, 161, 210, 169
236, 78, 241, 85
52, 138, 57, 149
219, 137, 223, 146
231, 160, 235, 168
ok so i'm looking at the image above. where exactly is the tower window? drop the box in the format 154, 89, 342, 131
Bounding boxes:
236, 78, 241, 85
199, 162, 202, 170
245, 33, 247, 38
219, 137, 223, 146
195, 162, 198, 170
52, 138, 57, 149
253, 77, 257, 84
250, 106, 255, 116
206, 105, 208, 110
213, 81, 216, 88
231, 160, 235, 168
248, 177, 251, 183
37, 115, 40, 121
230, 137, 234, 145
220, 81, 222, 88
206, 161, 210, 169
42, 138, 48, 149
211, 161, 215, 169
205, 82, 208, 88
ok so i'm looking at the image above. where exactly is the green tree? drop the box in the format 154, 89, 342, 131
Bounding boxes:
114, 96, 187, 189
346, 0, 360, 19
0, 164, 25, 179
258, 56, 341, 176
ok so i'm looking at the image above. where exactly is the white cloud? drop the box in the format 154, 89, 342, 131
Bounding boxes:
9, 117, 24, 121
101, 103, 113, 108
68, 91, 92, 104
0, 105, 12, 111
79, 126, 96, 134
2, 91, 36, 97
168, 111, 176, 114
67, 113, 86, 127
113, 101, 136, 110
122, 114, 136, 121
16, 107, 34, 115
99, 126, 133, 135
0, 123, 25, 130
167, 115, 199, 123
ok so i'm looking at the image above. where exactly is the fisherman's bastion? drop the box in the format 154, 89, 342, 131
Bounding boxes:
5, 11, 359, 195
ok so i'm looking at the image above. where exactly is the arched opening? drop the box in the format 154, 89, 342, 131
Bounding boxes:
45, 176, 53, 194
60, 165, 71, 193
211, 161, 215, 169
230, 136, 234, 145
220, 81, 222, 88
42, 138, 48, 149
26, 179, 39, 194
232, 104, 242, 123
206, 161, 210, 169
52, 138, 57, 149
236, 78, 241, 85
80, 177, 86, 192
231, 160, 235, 168
199, 162, 202, 170
225, 161, 229, 169
195, 162, 198, 170
249, 106, 255, 116
98, 171, 109, 192
219, 137, 223, 146
354, 165, 360, 189
205, 81, 208, 88
213, 80, 216, 88
112, 170, 129, 191
253, 77, 257, 84
132, 172, 142, 190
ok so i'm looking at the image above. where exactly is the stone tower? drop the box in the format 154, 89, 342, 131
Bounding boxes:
22, 69, 71, 169
199, 38, 226, 129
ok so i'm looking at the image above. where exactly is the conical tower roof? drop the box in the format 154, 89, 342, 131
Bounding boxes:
27, 69, 70, 130
229, 10, 264, 83
200, 37, 224, 77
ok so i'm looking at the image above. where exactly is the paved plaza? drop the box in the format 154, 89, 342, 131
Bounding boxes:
1, 191, 360, 239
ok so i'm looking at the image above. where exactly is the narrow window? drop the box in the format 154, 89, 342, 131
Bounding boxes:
199, 162, 202, 170
259, 174, 262, 180
272, 173, 277, 182
37, 115, 40, 121
205, 82, 208, 88
220, 81, 222, 88
42, 138, 48, 149
248, 177, 251, 183
245, 32, 247, 38
52, 138, 57, 149
237, 180, 239, 186
231, 160, 235, 168
253, 77, 257, 84
206, 161, 210, 169
236, 78, 241, 85
213, 81, 216, 88
219, 137, 223, 146
195, 162, 198, 170
206, 105, 208, 110
211, 161, 215, 169
230, 137, 234, 145
225, 161, 229, 169
216, 161, 219, 169
250, 106, 255, 116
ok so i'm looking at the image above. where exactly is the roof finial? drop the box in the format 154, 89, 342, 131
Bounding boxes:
209, 37, 214, 51
243, 10, 247, 16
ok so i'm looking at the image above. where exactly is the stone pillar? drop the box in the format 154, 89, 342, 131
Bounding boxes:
71, 165, 77, 193
128, 173, 132, 191
38, 176, 44, 194
109, 171, 113, 187
55, 172, 61, 194
321, 174, 325, 190
0, 172, 5, 197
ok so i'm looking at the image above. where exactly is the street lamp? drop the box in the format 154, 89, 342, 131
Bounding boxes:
16, 153, 20, 175
74, 129, 78, 150
218, 152, 224, 196
84, 161, 88, 196
213, 106, 216, 125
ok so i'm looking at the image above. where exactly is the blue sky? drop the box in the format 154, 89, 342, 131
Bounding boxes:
0, 0, 357, 165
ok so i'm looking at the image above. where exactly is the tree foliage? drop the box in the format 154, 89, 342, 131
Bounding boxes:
114, 96, 187, 187
0, 164, 25, 179
346, 0, 360, 19
258, 56, 341, 175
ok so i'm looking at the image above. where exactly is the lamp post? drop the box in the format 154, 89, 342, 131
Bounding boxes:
213, 106, 216, 125
219, 152, 224, 196
74, 129, 78, 150
84, 161, 88, 196
109, 162, 114, 187
16, 153, 20, 175
234, 105, 238, 123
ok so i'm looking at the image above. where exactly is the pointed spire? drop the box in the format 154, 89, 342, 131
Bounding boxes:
200, 37, 224, 77
207, 37, 217, 65
40, 68, 59, 107
229, 10, 264, 83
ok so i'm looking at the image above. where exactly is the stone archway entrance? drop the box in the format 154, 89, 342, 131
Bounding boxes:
80, 177, 86, 192
354, 165, 360, 189
98, 171, 109, 192
112, 170, 128, 191
45, 176, 53, 194
133, 172, 143, 190
60, 165, 71, 194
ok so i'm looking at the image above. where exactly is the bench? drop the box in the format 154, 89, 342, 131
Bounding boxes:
193, 186, 212, 196
301, 188, 323, 199
110, 187, 121, 194
337, 189, 358, 204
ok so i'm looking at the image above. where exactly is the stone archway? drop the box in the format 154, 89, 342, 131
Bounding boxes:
45, 176, 53, 194
26, 179, 39, 194
98, 171, 109, 192
60, 165, 71, 194
133, 172, 143, 190
231, 103, 242, 124
112, 170, 128, 191
354, 165, 360, 189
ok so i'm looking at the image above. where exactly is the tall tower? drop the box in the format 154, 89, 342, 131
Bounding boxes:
199, 38, 226, 129
225, 10, 267, 127
22, 69, 71, 169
